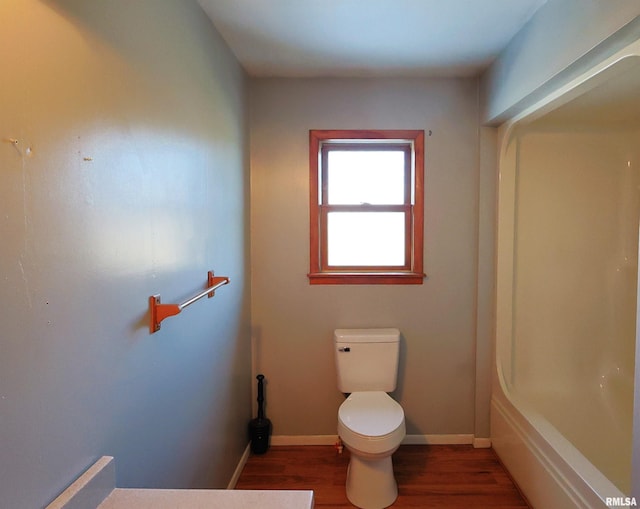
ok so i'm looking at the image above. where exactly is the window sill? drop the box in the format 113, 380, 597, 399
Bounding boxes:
307, 272, 426, 285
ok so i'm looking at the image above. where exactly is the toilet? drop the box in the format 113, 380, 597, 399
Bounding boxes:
334, 328, 406, 509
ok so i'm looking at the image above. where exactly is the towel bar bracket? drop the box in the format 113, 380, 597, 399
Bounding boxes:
149, 295, 180, 333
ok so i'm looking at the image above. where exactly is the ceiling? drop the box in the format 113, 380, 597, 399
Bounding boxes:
198, 0, 547, 78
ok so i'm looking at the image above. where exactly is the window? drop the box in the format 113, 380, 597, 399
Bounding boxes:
308, 129, 425, 285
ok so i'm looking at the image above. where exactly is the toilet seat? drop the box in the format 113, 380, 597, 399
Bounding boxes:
338, 392, 405, 454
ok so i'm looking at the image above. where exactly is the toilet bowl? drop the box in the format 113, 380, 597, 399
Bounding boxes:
338, 391, 406, 509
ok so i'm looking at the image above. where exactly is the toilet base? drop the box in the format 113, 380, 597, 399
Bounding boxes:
345, 453, 398, 509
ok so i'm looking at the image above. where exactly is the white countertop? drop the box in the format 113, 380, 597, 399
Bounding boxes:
98, 488, 314, 509
46, 456, 314, 509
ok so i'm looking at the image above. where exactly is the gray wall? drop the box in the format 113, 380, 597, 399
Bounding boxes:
250, 77, 488, 438
0, 1, 251, 508
481, 0, 640, 124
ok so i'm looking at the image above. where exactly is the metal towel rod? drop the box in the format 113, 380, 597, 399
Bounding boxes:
149, 271, 230, 333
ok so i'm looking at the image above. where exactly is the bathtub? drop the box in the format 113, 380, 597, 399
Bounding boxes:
493, 42, 640, 508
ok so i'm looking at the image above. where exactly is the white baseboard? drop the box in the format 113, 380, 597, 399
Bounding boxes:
227, 443, 251, 489
271, 435, 340, 446
402, 434, 474, 445
473, 437, 492, 448
270, 434, 483, 446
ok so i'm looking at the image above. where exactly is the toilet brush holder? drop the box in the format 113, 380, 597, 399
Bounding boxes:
249, 374, 271, 454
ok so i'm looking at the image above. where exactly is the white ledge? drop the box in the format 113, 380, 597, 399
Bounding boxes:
99, 489, 314, 509
46, 456, 314, 509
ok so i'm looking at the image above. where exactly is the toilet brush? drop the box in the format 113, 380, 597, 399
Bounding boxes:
249, 374, 272, 454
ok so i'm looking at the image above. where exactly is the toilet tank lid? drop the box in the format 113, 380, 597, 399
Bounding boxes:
334, 328, 400, 343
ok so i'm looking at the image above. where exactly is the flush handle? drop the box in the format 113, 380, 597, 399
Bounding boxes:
338, 347, 351, 352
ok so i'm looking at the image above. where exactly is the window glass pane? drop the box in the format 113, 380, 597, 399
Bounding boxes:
327, 150, 405, 205
327, 212, 405, 266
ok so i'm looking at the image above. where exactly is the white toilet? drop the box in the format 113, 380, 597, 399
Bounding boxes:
334, 328, 406, 509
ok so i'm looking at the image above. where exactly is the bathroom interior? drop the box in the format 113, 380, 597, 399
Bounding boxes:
1, 1, 640, 508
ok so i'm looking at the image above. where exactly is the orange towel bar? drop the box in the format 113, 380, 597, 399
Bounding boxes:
149, 271, 230, 333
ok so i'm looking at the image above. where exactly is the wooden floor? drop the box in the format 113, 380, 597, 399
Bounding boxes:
236, 445, 530, 508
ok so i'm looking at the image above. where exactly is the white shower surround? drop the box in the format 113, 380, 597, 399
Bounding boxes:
493, 40, 640, 509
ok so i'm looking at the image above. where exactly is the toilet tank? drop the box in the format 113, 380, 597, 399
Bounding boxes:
334, 328, 401, 393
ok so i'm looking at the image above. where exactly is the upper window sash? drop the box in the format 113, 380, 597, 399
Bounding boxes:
320, 143, 412, 207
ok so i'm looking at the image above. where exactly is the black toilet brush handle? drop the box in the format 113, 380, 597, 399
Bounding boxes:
257, 374, 265, 420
